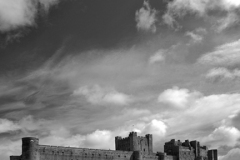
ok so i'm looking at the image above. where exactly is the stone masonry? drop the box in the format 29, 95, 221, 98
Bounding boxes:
10, 132, 218, 160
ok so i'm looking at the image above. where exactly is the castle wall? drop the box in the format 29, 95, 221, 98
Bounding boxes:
199, 148, 207, 158
178, 147, 195, 160
115, 136, 131, 151
164, 139, 211, 160
38, 145, 134, 160
137, 136, 151, 154
157, 153, 176, 160
10, 156, 21, 160
10, 133, 218, 160
142, 153, 158, 160
164, 140, 180, 156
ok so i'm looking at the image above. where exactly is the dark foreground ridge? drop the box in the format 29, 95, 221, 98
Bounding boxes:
10, 132, 218, 160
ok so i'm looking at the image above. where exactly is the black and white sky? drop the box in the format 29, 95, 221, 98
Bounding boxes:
1, 0, 240, 160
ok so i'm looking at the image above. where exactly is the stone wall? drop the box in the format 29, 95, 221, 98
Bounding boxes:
10, 132, 218, 160
115, 136, 131, 151
157, 153, 176, 160
10, 156, 21, 160
38, 145, 134, 160
164, 139, 212, 160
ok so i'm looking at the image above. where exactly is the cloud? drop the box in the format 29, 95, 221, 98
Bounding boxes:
162, 0, 240, 31
149, 49, 166, 64
2, 43, 240, 160
2, 86, 240, 159
73, 85, 132, 106
0, 140, 21, 160
0, 116, 54, 135
0, 0, 60, 32
0, 119, 21, 133
7, 115, 166, 152
158, 87, 240, 142
221, 0, 240, 9
220, 148, 240, 160
185, 28, 207, 44
83, 130, 113, 149
185, 32, 203, 43
216, 12, 240, 32
41, 128, 114, 149
205, 67, 240, 82
162, 13, 180, 30
183, 93, 240, 128
148, 43, 192, 64
158, 87, 201, 109
135, 0, 157, 33
198, 39, 240, 66
142, 119, 167, 137
201, 125, 240, 148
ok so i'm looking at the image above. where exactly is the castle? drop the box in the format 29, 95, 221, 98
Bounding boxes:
10, 132, 218, 160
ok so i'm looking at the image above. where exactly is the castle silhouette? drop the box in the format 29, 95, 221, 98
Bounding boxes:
10, 132, 218, 160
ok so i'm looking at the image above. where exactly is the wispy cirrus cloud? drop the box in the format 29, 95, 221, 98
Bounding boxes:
216, 12, 240, 32
198, 39, 240, 66
201, 125, 240, 148
185, 28, 207, 44
135, 0, 157, 33
205, 68, 240, 82
158, 86, 240, 139
149, 49, 166, 64
72, 85, 132, 106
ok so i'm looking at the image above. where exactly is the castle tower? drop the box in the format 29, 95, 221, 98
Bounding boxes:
21, 137, 39, 160
115, 136, 122, 150
190, 140, 200, 157
129, 132, 138, 151
146, 134, 153, 154
208, 150, 218, 160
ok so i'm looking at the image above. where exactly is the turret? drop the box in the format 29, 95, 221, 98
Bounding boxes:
115, 136, 122, 150
208, 150, 218, 160
190, 140, 200, 157
22, 137, 39, 160
129, 132, 138, 151
146, 134, 153, 154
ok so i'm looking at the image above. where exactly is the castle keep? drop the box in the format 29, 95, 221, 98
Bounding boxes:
10, 132, 218, 160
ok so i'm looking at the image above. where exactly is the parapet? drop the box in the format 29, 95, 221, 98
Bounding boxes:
115, 136, 122, 140
10, 156, 21, 160
129, 132, 137, 136
10, 132, 218, 160
22, 137, 39, 143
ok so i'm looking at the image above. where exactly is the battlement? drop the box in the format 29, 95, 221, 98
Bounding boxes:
164, 139, 217, 160
115, 132, 153, 155
10, 133, 218, 160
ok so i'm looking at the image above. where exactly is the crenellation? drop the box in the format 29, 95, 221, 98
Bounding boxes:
10, 132, 217, 160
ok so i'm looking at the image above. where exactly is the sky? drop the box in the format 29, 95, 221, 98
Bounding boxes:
0, 0, 240, 160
